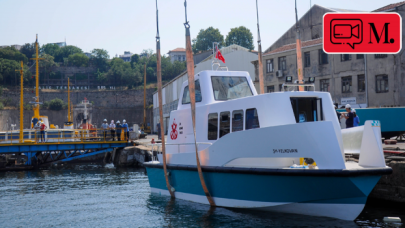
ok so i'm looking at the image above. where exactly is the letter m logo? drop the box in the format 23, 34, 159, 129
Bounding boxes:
368, 23, 390, 44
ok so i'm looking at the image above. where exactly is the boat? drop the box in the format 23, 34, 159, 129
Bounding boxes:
144, 69, 392, 220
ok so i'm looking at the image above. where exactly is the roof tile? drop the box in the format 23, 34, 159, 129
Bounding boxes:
374, 1, 405, 12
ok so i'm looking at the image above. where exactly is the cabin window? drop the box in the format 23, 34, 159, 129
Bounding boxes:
219, 111, 230, 138
232, 110, 244, 132
290, 97, 323, 123
211, 76, 253, 101
208, 113, 218, 140
182, 80, 202, 104
245, 108, 260, 130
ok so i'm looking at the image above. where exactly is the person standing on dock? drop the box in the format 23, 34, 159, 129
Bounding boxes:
344, 104, 354, 129
40, 120, 47, 142
157, 122, 161, 140
101, 119, 109, 141
353, 109, 360, 127
122, 119, 129, 141
116, 120, 122, 141
110, 120, 116, 141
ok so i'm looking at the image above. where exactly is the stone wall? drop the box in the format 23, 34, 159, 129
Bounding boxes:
370, 161, 405, 203
1, 88, 155, 109
0, 107, 153, 131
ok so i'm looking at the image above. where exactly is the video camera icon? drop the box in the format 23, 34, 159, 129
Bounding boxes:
330, 19, 363, 49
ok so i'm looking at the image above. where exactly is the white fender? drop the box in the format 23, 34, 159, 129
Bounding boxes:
359, 120, 386, 167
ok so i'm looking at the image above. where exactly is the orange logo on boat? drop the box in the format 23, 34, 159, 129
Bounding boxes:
170, 119, 178, 140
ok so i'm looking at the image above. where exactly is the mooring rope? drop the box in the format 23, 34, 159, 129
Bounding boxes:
256, 0, 264, 94
156, 0, 175, 198
183, 0, 215, 207
295, 0, 304, 91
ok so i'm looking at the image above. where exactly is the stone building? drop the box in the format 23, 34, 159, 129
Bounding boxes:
252, 3, 405, 108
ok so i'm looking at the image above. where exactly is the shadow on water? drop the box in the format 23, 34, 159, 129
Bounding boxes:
147, 193, 360, 228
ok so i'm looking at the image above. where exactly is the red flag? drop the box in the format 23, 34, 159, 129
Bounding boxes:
215, 46, 225, 63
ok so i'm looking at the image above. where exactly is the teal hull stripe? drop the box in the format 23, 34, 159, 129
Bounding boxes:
146, 167, 381, 204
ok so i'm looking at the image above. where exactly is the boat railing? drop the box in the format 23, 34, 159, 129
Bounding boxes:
0, 128, 130, 145
148, 142, 213, 155
282, 81, 315, 91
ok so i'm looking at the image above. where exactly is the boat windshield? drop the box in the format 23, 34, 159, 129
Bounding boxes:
211, 76, 253, 101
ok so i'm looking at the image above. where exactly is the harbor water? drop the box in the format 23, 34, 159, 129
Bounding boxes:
0, 166, 404, 228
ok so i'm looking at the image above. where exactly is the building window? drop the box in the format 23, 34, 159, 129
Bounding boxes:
375, 54, 387, 59
278, 56, 286, 70
318, 49, 328, 65
356, 54, 364, 59
304, 52, 310, 67
208, 113, 218, 140
341, 54, 351, 61
267, 85, 274, 93
320, 79, 330, 92
232, 110, 243, 132
358, 75, 365, 92
246, 108, 260, 130
219, 111, 230, 138
376, 75, 388, 93
266, 59, 274, 73
342, 76, 352, 93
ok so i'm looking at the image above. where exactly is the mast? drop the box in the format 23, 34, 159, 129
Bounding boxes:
156, 0, 175, 198
143, 63, 146, 128
68, 78, 71, 122
295, 0, 304, 91
184, 0, 215, 206
256, 0, 264, 94
16, 61, 24, 143
30, 34, 44, 118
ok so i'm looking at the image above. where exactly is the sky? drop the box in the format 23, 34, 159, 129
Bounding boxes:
0, 0, 400, 58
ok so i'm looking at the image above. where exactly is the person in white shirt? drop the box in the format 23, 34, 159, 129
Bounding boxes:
110, 120, 116, 141
101, 119, 109, 141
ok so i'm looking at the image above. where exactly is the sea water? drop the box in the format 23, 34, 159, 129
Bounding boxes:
0, 166, 403, 227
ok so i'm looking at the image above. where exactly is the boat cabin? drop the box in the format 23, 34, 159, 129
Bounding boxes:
166, 70, 342, 156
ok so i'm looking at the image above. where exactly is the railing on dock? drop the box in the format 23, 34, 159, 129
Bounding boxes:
0, 128, 129, 145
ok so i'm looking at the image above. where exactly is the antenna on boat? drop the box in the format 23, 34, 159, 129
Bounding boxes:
183, 0, 216, 207
155, 0, 175, 199
256, 0, 264, 94
295, 0, 304, 91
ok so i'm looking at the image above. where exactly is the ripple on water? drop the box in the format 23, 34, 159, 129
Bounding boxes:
0, 166, 404, 227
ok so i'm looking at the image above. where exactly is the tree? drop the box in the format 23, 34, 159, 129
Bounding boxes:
0, 46, 28, 64
41, 43, 60, 57
131, 54, 139, 66
106, 58, 141, 87
225, 26, 254, 50
54, 45, 83, 62
48, 98, 64, 110
68, 53, 89, 67
192, 27, 224, 53
0, 58, 20, 85
20, 43, 36, 60
91, 48, 109, 72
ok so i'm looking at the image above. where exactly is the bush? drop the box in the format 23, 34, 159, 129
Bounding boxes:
0, 102, 4, 110
49, 98, 64, 110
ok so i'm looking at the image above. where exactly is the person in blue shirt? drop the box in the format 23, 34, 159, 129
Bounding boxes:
122, 119, 129, 141
353, 109, 360, 127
